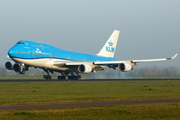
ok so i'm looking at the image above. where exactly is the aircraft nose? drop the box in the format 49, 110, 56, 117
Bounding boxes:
8, 47, 17, 58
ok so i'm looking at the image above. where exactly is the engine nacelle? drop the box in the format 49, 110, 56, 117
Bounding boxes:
118, 63, 133, 72
78, 64, 92, 74
5, 61, 15, 70
13, 64, 28, 74
13, 64, 20, 72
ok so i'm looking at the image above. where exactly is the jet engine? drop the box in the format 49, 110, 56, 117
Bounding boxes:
78, 64, 92, 74
13, 64, 21, 73
5, 61, 15, 70
13, 64, 28, 74
118, 63, 133, 72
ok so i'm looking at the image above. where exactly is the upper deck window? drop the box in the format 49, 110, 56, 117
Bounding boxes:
17, 42, 25, 45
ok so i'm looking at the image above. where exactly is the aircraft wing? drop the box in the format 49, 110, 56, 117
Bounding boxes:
53, 54, 178, 67
5, 55, 13, 61
132, 54, 178, 63
94, 54, 178, 65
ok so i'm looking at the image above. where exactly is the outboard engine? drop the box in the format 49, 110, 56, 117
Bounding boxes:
118, 63, 133, 72
5, 61, 15, 70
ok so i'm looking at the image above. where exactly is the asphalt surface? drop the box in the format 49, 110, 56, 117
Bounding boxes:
0, 78, 180, 82
0, 99, 180, 110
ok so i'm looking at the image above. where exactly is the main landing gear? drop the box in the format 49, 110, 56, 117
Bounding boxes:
57, 72, 81, 80
57, 72, 66, 80
43, 74, 51, 80
43, 70, 52, 80
43, 70, 81, 80
57, 76, 81, 80
57, 76, 66, 80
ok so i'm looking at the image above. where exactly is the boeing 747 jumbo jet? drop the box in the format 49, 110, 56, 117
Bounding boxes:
5, 30, 178, 80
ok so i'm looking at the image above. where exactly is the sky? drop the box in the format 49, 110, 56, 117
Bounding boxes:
0, 0, 180, 68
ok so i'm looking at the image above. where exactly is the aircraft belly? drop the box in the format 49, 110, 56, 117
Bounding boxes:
49, 66, 69, 71
12, 58, 70, 71
44, 59, 70, 71
12, 58, 48, 68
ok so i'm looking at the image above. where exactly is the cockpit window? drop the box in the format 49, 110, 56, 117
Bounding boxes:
17, 42, 25, 45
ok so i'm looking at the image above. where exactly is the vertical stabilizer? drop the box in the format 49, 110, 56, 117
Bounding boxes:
97, 30, 120, 58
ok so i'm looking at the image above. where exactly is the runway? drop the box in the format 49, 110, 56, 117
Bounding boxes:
0, 99, 180, 110
0, 78, 180, 82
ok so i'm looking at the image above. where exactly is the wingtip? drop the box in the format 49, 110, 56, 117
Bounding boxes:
171, 53, 178, 59
5, 55, 12, 60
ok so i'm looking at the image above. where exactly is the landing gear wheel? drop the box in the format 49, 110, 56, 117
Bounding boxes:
46, 75, 51, 80
68, 76, 80, 80
20, 70, 25, 74
58, 76, 66, 80
43, 75, 51, 80
43, 75, 46, 79
68, 76, 72, 80
43, 70, 52, 80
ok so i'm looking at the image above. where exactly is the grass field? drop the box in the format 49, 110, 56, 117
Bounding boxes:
0, 80, 180, 119
0, 80, 180, 105
0, 102, 180, 120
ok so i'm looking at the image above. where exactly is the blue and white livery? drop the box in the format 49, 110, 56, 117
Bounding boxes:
5, 30, 178, 80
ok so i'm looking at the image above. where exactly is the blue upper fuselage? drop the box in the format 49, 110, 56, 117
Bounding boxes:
8, 40, 116, 62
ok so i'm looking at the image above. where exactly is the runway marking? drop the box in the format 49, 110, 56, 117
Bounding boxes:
0, 99, 180, 110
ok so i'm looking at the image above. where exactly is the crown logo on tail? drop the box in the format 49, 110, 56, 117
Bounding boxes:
108, 41, 113, 46
106, 41, 115, 53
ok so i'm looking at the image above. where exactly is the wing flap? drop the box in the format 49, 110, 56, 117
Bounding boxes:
94, 61, 126, 65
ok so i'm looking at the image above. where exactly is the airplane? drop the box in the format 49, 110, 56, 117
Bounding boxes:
5, 30, 178, 80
